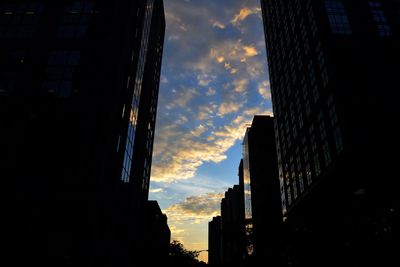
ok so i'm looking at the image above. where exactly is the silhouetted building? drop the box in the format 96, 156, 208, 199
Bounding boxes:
143, 200, 171, 265
261, 0, 399, 266
220, 185, 246, 267
242, 115, 283, 266
1, 0, 165, 266
208, 216, 223, 267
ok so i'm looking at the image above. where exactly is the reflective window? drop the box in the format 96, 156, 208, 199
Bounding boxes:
121, 0, 155, 183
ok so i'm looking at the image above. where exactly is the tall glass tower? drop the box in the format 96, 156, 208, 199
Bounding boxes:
0, 1, 165, 266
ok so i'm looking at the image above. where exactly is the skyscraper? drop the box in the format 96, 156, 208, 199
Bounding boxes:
220, 185, 246, 266
242, 115, 282, 266
208, 216, 223, 267
260, 0, 399, 265
1, 0, 165, 266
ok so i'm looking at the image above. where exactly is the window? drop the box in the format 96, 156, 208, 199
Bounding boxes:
329, 104, 338, 126
308, 61, 319, 103
287, 186, 292, 206
318, 112, 327, 140
334, 127, 344, 153
116, 135, 121, 152
323, 142, 331, 166
325, 1, 352, 34
43, 50, 80, 97
369, 2, 382, 7
314, 154, 321, 176
368, 2, 392, 36
311, 133, 317, 152
57, 1, 95, 39
303, 146, 309, 163
376, 24, 392, 36
306, 163, 312, 185
0, 3, 44, 40
293, 179, 298, 200
299, 172, 305, 193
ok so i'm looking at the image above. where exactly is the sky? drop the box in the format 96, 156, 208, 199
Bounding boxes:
148, 0, 272, 262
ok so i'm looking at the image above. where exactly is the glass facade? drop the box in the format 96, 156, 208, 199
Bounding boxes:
242, 128, 252, 220
242, 128, 254, 255
121, 0, 155, 183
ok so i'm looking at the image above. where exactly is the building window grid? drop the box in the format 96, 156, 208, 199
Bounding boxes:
369, 4, 392, 37
325, 1, 352, 35
57, 1, 95, 39
43, 50, 81, 97
0, 3, 45, 40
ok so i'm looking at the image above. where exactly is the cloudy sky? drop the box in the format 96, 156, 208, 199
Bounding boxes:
149, 0, 272, 262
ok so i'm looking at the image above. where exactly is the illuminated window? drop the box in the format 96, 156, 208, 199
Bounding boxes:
325, 1, 352, 34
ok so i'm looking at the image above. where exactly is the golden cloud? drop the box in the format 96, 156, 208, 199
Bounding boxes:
151, 106, 273, 183
166, 193, 224, 220
258, 80, 271, 100
243, 45, 259, 57
217, 101, 242, 117
217, 56, 225, 63
231, 8, 254, 25
233, 78, 249, 93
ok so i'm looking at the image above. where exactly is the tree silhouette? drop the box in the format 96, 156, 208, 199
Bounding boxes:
168, 240, 207, 266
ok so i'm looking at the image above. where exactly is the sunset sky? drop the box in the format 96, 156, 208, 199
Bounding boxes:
148, 0, 272, 262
